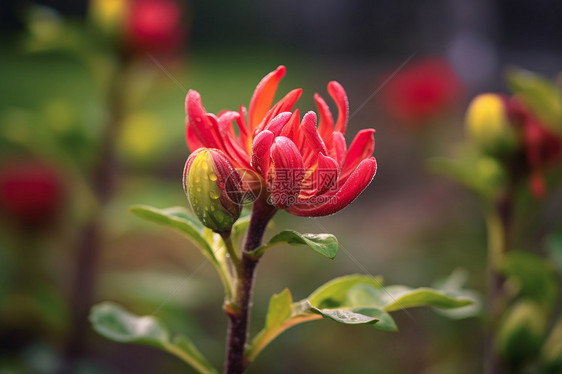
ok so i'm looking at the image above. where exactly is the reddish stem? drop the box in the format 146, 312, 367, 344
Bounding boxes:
224, 199, 276, 374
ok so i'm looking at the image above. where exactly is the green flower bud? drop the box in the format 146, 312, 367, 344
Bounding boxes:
497, 299, 547, 366
466, 94, 518, 154
183, 149, 243, 233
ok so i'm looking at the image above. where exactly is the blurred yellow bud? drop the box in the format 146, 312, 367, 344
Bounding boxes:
119, 111, 164, 161
466, 94, 518, 154
90, 0, 127, 36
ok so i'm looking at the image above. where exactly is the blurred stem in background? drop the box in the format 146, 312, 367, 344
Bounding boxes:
484, 195, 511, 374
63, 52, 129, 372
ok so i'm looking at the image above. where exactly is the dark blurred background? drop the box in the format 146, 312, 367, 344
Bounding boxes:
0, 1, 560, 373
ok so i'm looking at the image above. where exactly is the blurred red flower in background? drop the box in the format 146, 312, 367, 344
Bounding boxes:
127, 0, 186, 55
381, 57, 465, 127
0, 161, 65, 229
507, 98, 562, 198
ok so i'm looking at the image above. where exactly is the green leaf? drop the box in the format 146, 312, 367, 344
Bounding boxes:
129, 205, 216, 264
545, 228, 562, 275
431, 269, 483, 319
246, 289, 320, 364
497, 299, 547, 365
308, 274, 384, 308
247, 276, 472, 364
129, 205, 235, 300
231, 214, 251, 244
427, 154, 506, 199
90, 302, 217, 374
382, 286, 474, 312
542, 317, 562, 369
506, 67, 562, 133
501, 251, 558, 308
310, 306, 379, 325
262, 230, 338, 259
265, 289, 293, 329
307, 274, 473, 312
351, 307, 398, 332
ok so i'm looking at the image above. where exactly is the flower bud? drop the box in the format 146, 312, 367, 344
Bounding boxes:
466, 94, 518, 154
183, 149, 243, 233
497, 299, 547, 365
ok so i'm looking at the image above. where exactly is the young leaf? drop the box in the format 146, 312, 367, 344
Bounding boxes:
246, 290, 321, 364
129, 205, 216, 264
382, 286, 474, 312
90, 302, 217, 374
431, 269, 483, 319
307, 274, 384, 308
310, 306, 379, 325
506, 67, 562, 133
542, 318, 562, 369
265, 288, 293, 329
501, 251, 558, 308
545, 228, 562, 275
129, 205, 234, 301
258, 230, 338, 259
307, 275, 473, 312
497, 299, 547, 365
427, 155, 506, 200
350, 307, 398, 332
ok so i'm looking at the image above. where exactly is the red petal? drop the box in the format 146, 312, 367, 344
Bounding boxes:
301, 153, 339, 197
342, 129, 375, 180
185, 120, 203, 152
301, 111, 327, 165
328, 81, 349, 134
251, 130, 275, 179
315, 93, 335, 147
332, 131, 347, 168
185, 90, 223, 150
218, 111, 239, 138
248, 66, 286, 131
264, 112, 293, 137
280, 110, 300, 138
255, 88, 302, 134
270, 136, 305, 209
287, 157, 377, 217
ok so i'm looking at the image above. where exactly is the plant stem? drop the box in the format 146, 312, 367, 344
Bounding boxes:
484, 196, 511, 374
63, 55, 128, 372
223, 199, 276, 374
221, 232, 242, 279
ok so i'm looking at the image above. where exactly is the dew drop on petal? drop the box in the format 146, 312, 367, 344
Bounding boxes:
209, 190, 220, 200
209, 172, 217, 181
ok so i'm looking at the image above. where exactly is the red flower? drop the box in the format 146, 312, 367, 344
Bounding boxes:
0, 161, 64, 228
507, 98, 562, 198
127, 0, 186, 55
184, 66, 377, 217
381, 58, 464, 127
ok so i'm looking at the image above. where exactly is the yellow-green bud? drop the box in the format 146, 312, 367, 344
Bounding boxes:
497, 299, 547, 365
183, 149, 243, 233
466, 94, 518, 154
